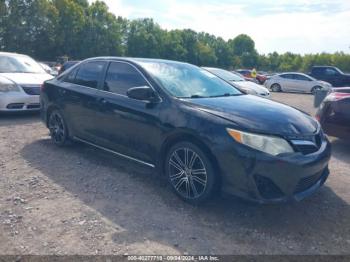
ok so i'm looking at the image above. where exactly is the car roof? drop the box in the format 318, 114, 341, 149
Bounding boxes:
279, 72, 308, 76
84, 56, 190, 66
312, 66, 336, 68
202, 67, 225, 71
0, 51, 30, 57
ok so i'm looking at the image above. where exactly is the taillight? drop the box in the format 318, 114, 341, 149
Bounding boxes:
326, 92, 350, 101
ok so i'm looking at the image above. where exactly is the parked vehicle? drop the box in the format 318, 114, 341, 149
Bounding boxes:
265, 72, 332, 94
236, 69, 267, 84
309, 66, 350, 87
316, 88, 350, 140
58, 61, 80, 75
0, 52, 53, 112
41, 57, 331, 204
203, 67, 270, 98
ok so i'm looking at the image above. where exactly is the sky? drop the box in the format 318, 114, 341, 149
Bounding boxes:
91, 0, 350, 54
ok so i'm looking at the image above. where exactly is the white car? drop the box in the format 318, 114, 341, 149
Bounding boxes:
203, 67, 270, 98
265, 72, 332, 94
0, 52, 53, 112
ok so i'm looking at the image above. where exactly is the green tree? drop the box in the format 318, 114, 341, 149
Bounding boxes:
53, 0, 85, 59
126, 18, 163, 58
78, 1, 125, 58
195, 41, 217, 66
229, 34, 258, 68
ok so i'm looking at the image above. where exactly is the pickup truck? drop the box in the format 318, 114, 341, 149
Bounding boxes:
309, 66, 350, 87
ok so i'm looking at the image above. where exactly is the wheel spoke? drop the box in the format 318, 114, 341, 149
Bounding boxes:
170, 170, 185, 181
173, 151, 186, 169
169, 158, 183, 172
188, 152, 198, 169
185, 179, 190, 198
191, 168, 206, 176
189, 177, 199, 197
192, 175, 206, 187
184, 148, 189, 167
174, 177, 187, 191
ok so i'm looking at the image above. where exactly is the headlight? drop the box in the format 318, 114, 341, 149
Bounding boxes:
227, 128, 294, 156
0, 77, 19, 92
243, 88, 257, 95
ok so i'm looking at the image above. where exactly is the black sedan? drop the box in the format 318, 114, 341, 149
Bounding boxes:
316, 88, 350, 140
40, 57, 331, 204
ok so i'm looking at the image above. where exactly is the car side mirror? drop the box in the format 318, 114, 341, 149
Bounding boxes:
127, 86, 160, 103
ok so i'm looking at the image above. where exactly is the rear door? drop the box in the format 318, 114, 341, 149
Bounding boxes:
279, 74, 296, 91
59, 61, 107, 142
93, 61, 163, 164
293, 74, 313, 93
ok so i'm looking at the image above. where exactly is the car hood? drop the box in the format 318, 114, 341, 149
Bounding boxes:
233, 80, 269, 93
0, 73, 53, 85
185, 95, 318, 136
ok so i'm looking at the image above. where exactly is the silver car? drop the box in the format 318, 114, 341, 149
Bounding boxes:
265, 72, 332, 94
203, 67, 270, 98
0, 52, 53, 112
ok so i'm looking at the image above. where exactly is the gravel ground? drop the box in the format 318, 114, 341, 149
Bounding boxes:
0, 93, 349, 255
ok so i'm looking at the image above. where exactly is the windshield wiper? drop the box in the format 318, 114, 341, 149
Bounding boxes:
209, 93, 239, 98
191, 95, 208, 98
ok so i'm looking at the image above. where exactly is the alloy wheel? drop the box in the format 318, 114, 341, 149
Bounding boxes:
168, 147, 208, 199
271, 84, 281, 92
48, 111, 66, 144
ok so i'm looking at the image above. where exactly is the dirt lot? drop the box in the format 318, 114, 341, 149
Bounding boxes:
0, 93, 349, 255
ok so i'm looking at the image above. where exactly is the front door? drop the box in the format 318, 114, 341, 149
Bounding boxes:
93, 61, 163, 164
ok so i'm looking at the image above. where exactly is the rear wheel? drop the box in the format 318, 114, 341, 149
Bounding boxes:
271, 83, 282, 92
48, 110, 68, 146
165, 142, 217, 205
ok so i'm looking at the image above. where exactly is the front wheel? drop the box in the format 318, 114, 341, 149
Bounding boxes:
48, 110, 69, 146
165, 142, 217, 205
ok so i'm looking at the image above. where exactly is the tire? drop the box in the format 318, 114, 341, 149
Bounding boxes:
271, 83, 282, 92
311, 86, 322, 95
48, 109, 69, 146
165, 141, 217, 205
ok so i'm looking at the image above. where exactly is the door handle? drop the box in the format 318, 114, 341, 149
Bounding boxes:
99, 98, 108, 105
59, 89, 67, 95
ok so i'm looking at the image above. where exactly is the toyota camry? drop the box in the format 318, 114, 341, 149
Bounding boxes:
40, 57, 331, 204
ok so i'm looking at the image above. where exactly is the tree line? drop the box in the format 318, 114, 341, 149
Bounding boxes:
1, 0, 350, 72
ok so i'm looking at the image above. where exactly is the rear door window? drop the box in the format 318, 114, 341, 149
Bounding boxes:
74, 61, 106, 89
280, 74, 295, 80
62, 68, 78, 83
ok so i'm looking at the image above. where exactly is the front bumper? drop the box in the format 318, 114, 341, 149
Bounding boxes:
0, 92, 40, 112
215, 137, 332, 204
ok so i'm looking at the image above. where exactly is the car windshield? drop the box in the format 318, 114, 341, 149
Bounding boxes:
205, 68, 244, 82
0, 55, 46, 74
138, 61, 242, 98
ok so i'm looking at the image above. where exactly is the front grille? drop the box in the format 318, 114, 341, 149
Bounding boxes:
254, 175, 285, 199
27, 104, 40, 109
21, 85, 40, 95
290, 131, 323, 155
7, 103, 24, 109
294, 171, 323, 194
